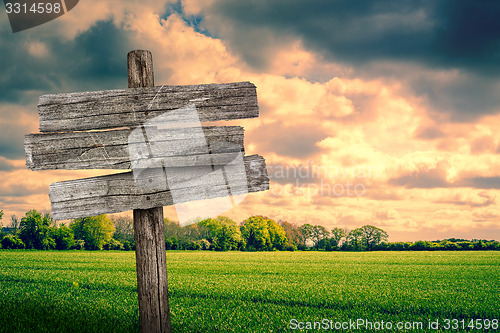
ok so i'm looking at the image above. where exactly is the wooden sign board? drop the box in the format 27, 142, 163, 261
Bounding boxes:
24, 50, 269, 333
25, 81, 269, 221
37, 81, 258, 132
25, 126, 245, 170
48, 155, 268, 220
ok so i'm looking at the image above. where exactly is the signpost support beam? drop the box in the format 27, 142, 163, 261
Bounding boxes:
128, 50, 172, 333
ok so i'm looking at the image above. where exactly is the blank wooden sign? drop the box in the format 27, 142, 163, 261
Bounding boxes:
37, 81, 258, 132
25, 80, 269, 221
25, 126, 245, 170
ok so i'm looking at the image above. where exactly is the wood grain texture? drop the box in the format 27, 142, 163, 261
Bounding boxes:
48, 154, 269, 220
134, 207, 170, 333
25, 126, 244, 170
128, 50, 154, 88
38, 81, 258, 132
128, 50, 171, 333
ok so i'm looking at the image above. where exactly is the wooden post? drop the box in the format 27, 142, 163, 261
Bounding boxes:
128, 50, 172, 333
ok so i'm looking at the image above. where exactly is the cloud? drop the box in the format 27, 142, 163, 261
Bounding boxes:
374, 208, 400, 220
459, 177, 500, 190
472, 210, 500, 223
435, 191, 496, 208
0, 157, 24, 171
470, 135, 497, 154
414, 126, 445, 140
0, 104, 38, 159
0, 19, 133, 159
0, 174, 47, 197
410, 69, 500, 121
364, 188, 405, 201
247, 122, 328, 159
0, 19, 133, 105
266, 162, 323, 185
201, 0, 500, 74
191, 0, 500, 119
389, 161, 450, 188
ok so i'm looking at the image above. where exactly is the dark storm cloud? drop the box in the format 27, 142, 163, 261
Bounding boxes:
204, 0, 500, 119
0, 19, 132, 105
0, 126, 27, 159
411, 72, 500, 121
56, 21, 131, 90
0, 158, 18, 171
208, 0, 500, 74
0, 19, 132, 159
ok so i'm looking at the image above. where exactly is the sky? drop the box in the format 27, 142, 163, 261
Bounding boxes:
1, 0, 500, 241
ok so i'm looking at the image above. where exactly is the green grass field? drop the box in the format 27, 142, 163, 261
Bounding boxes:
0, 251, 498, 332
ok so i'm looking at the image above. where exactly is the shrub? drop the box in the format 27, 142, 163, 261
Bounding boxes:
53, 225, 75, 250
103, 239, 123, 250
199, 239, 210, 250
183, 240, 201, 250
165, 238, 178, 250
72, 239, 85, 250
2, 234, 25, 249
122, 240, 133, 251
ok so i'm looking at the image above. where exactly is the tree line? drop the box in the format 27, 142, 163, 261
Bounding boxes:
0, 209, 499, 251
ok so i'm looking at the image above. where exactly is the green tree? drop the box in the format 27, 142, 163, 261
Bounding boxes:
112, 217, 134, 243
347, 228, 365, 251
411, 240, 431, 251
266, 218, 287, 250
164, 218, 181, 242
179, 224, 201, 243
330, 227, 347, 249
198, 216, 242, 251
52, 225, 75, 250
9, 215, 20, 234
280, 221, 300, 250
19, 210, 56, 250
241, 216, 287, 251
359, 225, 389, 250
70, 215, 115, 250
311, 225, 329, 249
298, 223, 314, 247
241, 216, 271, 251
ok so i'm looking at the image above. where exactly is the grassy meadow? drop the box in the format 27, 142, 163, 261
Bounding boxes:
0, 251, 498, 332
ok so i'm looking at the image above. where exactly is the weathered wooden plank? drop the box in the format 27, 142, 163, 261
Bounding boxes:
25, 126, 244, 170
38, 81, 258, 132
49, 154, 269, 220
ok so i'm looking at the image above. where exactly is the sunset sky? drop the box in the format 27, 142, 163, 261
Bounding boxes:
1, 0, 500, 241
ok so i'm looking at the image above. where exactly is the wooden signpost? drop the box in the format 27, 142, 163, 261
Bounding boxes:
24, 50, 269, 333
